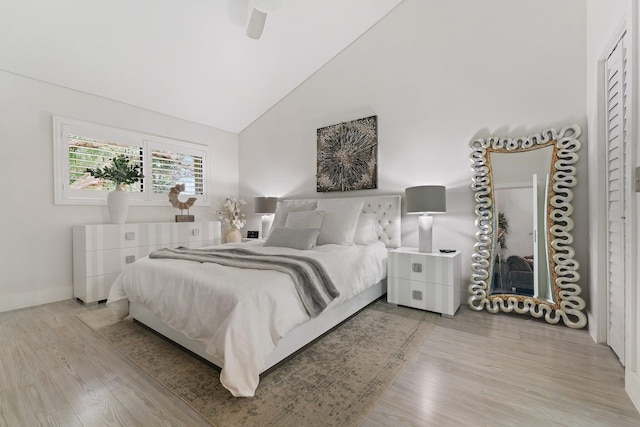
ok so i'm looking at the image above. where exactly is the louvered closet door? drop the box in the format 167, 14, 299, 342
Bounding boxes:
605, 33, 629, 365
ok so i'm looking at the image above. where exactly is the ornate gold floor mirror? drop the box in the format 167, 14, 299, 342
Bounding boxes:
468, 124, 586, 328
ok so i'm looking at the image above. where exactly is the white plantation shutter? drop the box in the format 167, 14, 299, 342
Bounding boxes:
605, 33, 629, 365
150, 148, 204, 195
146, 139, 207, 203
54, 116, 209, 205
68, 135, 144, 192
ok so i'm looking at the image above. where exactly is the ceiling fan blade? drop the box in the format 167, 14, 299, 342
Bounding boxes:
246, 8, 267, 39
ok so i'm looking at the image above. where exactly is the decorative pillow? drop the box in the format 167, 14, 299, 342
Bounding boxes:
285, 210, 325, 229
316, 199, 364, 245
270, 200, 318, 232
263, 227, 321, 250
354, 213, 383, 244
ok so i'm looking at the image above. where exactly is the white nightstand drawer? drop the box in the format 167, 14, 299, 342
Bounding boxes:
388, 277, 456, 314
388, 251, 456, 284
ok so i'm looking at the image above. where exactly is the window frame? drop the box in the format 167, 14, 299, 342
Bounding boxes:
53, 116, 210, 206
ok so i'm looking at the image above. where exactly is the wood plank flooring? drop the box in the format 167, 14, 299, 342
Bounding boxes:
1, 299, 639, 426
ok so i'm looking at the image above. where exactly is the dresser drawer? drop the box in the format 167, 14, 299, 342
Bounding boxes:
73, 273, 120, 304
78, 223, 217, 251
81, 246, 155, 276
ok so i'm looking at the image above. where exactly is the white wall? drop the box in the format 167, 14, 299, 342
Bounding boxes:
0, 70, 239, 312
239, 0, 588, 302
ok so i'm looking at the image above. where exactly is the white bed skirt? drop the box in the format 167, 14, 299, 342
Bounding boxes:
130, 278, 387, 373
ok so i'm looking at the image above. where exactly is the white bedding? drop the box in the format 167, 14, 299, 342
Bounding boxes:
106, 240, 388, 397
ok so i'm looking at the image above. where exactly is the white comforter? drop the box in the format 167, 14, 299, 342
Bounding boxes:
106, 240, 387, 397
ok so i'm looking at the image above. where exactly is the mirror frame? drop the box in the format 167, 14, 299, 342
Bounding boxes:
468, 124, 586, 328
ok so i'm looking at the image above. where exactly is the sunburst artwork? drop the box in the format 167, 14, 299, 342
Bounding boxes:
316, 115, 378, 192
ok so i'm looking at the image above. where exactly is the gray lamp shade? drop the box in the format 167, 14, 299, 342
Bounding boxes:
254, 197, 278, 214
405, 185, 446, 214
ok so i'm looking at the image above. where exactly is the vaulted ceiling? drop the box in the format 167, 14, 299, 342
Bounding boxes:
1, 0, 404, 133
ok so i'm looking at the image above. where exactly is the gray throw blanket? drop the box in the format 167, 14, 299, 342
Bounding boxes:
148, 247, 340, 318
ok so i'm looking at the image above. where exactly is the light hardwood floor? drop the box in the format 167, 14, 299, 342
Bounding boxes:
1, 299, 639, 426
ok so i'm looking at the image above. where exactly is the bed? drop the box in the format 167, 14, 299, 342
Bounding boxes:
106, 195, 401, 397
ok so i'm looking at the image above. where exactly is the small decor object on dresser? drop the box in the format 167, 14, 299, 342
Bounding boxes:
216, 197, 246, 243
85, 154, 144, 224
316, 115, 378, 192
168, 184, 197, 222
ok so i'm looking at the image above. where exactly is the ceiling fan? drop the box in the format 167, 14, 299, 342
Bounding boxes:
245, 0, 282, 39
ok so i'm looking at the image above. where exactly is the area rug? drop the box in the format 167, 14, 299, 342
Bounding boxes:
78, 300, 438, 427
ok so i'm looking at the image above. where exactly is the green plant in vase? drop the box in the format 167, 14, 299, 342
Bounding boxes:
497, 211, 509, 249
86, 154, 144, 224
85, 154, 144, 190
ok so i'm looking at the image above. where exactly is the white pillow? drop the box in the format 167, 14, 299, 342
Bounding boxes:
316, 199, 364, 245
354, 213, 383, 244
271, 200, 318, 231
285, 210, 325, 229
263, 227, 321, 250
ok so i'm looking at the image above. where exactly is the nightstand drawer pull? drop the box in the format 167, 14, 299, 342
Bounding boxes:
412, 263, 423, 273
412, 290, 423, 301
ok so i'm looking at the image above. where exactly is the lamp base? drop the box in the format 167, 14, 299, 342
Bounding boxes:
261, 215, 274, 239
418, 214, 433, 253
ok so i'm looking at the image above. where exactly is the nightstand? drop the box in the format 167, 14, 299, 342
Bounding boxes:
387, 247, 461, 317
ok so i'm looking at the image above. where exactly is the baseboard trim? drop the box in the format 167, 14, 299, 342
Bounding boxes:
0, 286, 73, 313
627, 369, 640, 414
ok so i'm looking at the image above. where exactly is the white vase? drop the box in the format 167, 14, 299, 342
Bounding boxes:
107, 187, 130, 224
226, 228, 242, 243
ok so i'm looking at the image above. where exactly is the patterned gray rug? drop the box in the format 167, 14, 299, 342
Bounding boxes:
78, 299, 437, 427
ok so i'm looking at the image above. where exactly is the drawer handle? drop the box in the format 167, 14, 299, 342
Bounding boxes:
412, 290, 423, 301
412, 263, 423, 273
125, 255, 136, 264
125, 232, 136, 241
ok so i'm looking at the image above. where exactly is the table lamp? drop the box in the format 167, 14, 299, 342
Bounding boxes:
254, 196, 278, 238
405, 185, 446, 252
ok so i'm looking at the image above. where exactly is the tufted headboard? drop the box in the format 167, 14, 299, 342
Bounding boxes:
282, 195, 401, 249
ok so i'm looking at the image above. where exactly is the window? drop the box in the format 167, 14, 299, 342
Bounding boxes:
53, 116, 209, 206
68, 134, 144, 193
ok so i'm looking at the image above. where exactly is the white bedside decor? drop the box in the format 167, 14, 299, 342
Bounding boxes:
405, 185, 446, 253
217, 197, 246, 243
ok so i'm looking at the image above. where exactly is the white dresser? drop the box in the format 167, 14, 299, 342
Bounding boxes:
73, 221, 221, 304
387, 247, 461, 317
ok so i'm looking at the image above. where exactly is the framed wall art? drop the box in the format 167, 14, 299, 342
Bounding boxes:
316, 115, 378, 192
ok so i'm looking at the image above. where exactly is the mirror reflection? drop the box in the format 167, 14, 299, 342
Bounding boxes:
489, 146, 555, 303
